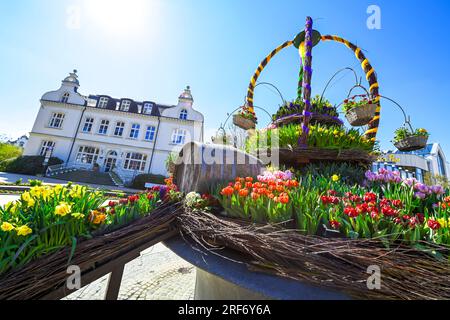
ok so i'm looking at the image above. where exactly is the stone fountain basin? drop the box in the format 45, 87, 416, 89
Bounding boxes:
164, 236, 351, 300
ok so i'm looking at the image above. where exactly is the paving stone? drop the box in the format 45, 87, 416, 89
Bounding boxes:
63, 243, 195, 300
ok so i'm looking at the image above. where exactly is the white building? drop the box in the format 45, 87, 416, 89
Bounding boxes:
373, 143, 450, 183
24, 70, 204, 184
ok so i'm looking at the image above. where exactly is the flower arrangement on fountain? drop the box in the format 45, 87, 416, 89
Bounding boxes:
272, 95, 340, 124
232, 105, 257, 130
393, 127, 429, 152
342, 94, 378, 127
219, 169, 299, 223
238, 105, 257, 122
247, 123, 375, 153
217, 168, 449, 245
342, 94, 375, 112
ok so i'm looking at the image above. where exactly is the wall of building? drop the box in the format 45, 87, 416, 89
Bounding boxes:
23, 72, 204, 185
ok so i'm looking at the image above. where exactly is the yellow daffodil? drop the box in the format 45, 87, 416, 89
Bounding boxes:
16, 225, 32, 236
30, 186, 51, 200
331, 174, 340, 182
1, 222, 14, 232
21, 192, 35, 208
69, 185, 85, 199
55, 202, 72, 216
53, 184, 64, 195
71, 212, 85, 220
5, 201, 19, 214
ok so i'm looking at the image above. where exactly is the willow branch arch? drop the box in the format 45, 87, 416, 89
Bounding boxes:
244, 33, 381, 143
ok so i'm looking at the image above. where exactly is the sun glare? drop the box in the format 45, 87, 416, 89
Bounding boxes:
84, 0, 151, 36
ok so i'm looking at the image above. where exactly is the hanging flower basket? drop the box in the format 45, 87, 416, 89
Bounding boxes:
343, 95, 377, 127
344, 103, 377, 127
394, 135, 428, 152
233, 114, 256, 130
393, 128, 429, 152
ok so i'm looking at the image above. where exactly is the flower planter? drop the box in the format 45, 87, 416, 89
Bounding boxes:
0, 203, 180, 300
345, 103, 377, 127
233, 114, 256, 130
272, 113, 343, 128
394, 135, 428, 152
254, 147, 376, 168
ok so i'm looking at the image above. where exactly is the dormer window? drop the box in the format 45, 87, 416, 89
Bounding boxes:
179, 109, 188, 120
61, 92, 70, 103
98, 97, 109, 108
120, 100, 131, 112
143, 103, 153, 114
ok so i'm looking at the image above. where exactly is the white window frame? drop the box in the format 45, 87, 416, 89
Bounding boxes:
171, 129, 187, 145
123, 152, 147, 171
129, 123, 140, 139
143, 103, 153, 114
61, 92, 70, 103
144, 125, 156, 141
120, 100, 131, 112
75, 146, 100, 165
82, 117, 94, 133
98, 119, 109, 135
114, 121, 125, 137
179, 109, 188, 120
98, 97, 109, 108
48, 112, 65, 128
40, 141, 55, 156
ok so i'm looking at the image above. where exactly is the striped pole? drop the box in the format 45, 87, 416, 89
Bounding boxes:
245, 40, 294, 114
297, 42, 306, 102
321, 35, 381, 143
298, 17, 314, 147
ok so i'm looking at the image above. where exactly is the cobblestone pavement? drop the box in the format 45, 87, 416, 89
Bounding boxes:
63, 243, 196, 300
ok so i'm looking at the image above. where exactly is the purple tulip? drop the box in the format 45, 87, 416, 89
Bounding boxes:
431, 185, 445, 195
415, 192, 427, 199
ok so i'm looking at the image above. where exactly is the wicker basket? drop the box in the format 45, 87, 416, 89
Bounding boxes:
345, 104, 377, 127
272, 113, 343, 128
394, 135, 428, 152
233, 114, 256, 130
254, 147, 375, 168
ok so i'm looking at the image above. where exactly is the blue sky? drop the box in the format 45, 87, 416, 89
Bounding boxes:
1, 0, 449, 155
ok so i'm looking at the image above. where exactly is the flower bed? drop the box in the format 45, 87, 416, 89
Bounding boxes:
216, 169, 449, 246
0, 177, 180, 276
247, 123, 376, 166
272, 95, 339, 124
173, 167, 450, 299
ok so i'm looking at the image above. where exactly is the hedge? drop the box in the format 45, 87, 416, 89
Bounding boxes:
130, 174, 167, 190
0, 156, 63, 175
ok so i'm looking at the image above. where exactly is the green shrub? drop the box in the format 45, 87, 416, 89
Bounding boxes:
0, 143, 22, 162
29, 179, 43, 187
131, 174, 167, 190
1, 156, 63, 175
